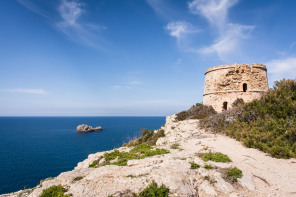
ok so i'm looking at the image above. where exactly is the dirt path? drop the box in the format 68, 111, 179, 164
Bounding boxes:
163, 115, 296, 196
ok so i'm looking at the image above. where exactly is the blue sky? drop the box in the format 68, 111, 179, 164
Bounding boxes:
0, 0, 295, 116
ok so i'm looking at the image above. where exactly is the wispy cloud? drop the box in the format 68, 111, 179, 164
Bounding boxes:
112, 85, 122, 89
188, 0, 238, 30
162, 0, 254, 61
3, 88, 48, 95
165, 21, 200, 52
146, 0, 178, 20
188, 0, 254, 60
17, 0, 51, 19
200, 24, 254, 60
58, 0, 84, 26
55, 0, 107, 49
265, 57, 296, 85
165, 21, 198, 38
17, 0, 107, 49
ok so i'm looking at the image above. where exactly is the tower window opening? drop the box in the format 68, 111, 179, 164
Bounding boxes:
223, 102, 228, 111
243, 83, 247, 92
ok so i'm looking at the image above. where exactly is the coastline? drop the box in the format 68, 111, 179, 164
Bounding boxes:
3, 114, 296, 197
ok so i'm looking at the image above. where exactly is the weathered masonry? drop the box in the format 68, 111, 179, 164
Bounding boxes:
203, 63, 269, 112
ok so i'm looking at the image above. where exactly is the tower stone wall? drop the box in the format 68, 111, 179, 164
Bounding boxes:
203, 63, 268, 112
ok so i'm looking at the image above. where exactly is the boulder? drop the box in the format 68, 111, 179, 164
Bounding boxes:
77, 124, 102, 132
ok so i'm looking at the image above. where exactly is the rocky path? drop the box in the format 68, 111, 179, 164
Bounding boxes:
3, 115, 296, 197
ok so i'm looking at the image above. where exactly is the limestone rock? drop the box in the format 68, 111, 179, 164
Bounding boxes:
77, 124, 102, 132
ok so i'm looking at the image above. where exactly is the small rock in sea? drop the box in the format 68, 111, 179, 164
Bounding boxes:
77, 124, 102, 132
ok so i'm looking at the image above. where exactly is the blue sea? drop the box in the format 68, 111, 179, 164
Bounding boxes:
0, 116, 165, 195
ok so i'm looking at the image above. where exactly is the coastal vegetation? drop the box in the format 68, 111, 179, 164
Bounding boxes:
107, 181, 169, 197
72, 176, 83, 183
189, 162, 200, 169
137, 181, 169, 197
123, 128, 165, 147
40, 185, 71, 197
199, 79, 296, 159
225, 167, 243, 182
89, 144, 169, 167
204, 164, 213, 170
175, 103, 216, 121
201, 152, 232, 162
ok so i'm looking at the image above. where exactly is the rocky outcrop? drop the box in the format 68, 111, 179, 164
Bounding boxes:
4, 115, 296, 197
76, 124, 102, 133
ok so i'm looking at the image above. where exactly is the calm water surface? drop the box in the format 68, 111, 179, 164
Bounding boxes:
0, 116, 165, 194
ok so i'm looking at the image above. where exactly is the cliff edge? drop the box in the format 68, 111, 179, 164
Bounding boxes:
3, 115, 296, 197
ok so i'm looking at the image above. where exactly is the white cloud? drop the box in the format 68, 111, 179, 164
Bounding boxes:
17, 0, 50, 19
112, 85, 122, 89
265, 57, 296, 85
3, 89, 48, 95
58, 0, 84, 26
165, 21, 198, 38
17, 0, 107, 50
185, 0, 254, 61
165, 21, 200, 52
200, 24, 254, 60
146, 0, 168, 19
188, 0, 238, 30
55, 0, 107, 49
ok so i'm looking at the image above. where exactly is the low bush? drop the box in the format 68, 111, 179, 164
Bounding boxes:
232, 98, 245, 108
138, 181, 169, 197
123, 128, 165, 147
175, 103, 216, 121
40, 185, 71, 197
89, 144, 169, 168
201, 152, 232, 162
199, 108, 240, 133
204, 164, 213, 170
189, 162, 200, 169
225, 167, 242, 182
72, 176, 83, 182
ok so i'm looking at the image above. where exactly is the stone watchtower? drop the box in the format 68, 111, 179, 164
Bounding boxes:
203, 63, 268, 112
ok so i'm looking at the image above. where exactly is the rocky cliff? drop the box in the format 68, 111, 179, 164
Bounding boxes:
3, 115, 296, 197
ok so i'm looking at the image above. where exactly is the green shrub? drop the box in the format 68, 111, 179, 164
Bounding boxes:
204, 164, 212, 170
123, 129, 165, 147
200, 79, 296, 159
89, 144, 169, 168
175, 103, 216, 121
138, 181, 169, 197
226, 167, 242, 182
40, 185, 71, 197
232, 98, 245, 108
201, 152, 232, 162
72, 176, 83, 182
189, 162, 200, 169
199, 108, 239, 133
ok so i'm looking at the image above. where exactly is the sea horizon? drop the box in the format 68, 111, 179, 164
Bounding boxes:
0, 116, 166, 194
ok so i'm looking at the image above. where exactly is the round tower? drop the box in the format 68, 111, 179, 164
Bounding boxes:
203, 63, 268, 112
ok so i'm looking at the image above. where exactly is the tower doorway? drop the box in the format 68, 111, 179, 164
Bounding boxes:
223, 102, 228, 111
